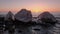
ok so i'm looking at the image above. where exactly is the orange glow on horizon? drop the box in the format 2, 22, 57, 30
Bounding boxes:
0, 7, 60, 13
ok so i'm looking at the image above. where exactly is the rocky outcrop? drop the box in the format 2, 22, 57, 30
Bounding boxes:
4, 11, 15, 34
5, 11, 14, 20
38, 12, 57, 25
15, 9, 32, 23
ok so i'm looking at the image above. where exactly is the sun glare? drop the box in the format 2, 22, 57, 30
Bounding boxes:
31, 8, 43, 13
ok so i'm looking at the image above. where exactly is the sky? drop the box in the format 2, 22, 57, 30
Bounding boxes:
0, 0, 60, 16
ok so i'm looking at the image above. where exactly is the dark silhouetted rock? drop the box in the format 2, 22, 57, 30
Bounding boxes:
5, 11, 14, 20
15, 9, 32, 23
38, 12, 57, 26
4, 11, 15, 34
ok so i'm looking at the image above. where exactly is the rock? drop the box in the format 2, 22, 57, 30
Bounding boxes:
15, 9, 32, 23
38, 12, 57, 25
5, 11, 14, 20
4, 11, 15, 33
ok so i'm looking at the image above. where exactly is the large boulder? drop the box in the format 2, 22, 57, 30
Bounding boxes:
14, 9, 32, 23
14, 9, 32, 34
38, 12, 57, 25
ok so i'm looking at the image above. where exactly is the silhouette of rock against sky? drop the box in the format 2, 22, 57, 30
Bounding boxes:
5, 11, 14, 20
38, 12, 57, 25
15, 9, 32, 22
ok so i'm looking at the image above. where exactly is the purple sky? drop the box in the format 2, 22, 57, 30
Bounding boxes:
0, 0, 60, 16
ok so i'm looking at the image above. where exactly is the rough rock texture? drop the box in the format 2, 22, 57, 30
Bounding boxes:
38, 12, 57, 25
4, 11, 15, 34
15, 9, 32, 22
5, 11, 14, 20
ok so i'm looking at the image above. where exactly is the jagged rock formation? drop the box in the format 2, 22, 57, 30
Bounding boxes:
38, 12, 57, 25
15, 9, 32, 23
5, 11, 14, 20
2, 11, 60, 34
4, 11, 15, 34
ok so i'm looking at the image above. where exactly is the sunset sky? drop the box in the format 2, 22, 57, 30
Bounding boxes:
0, 0, 60, 16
